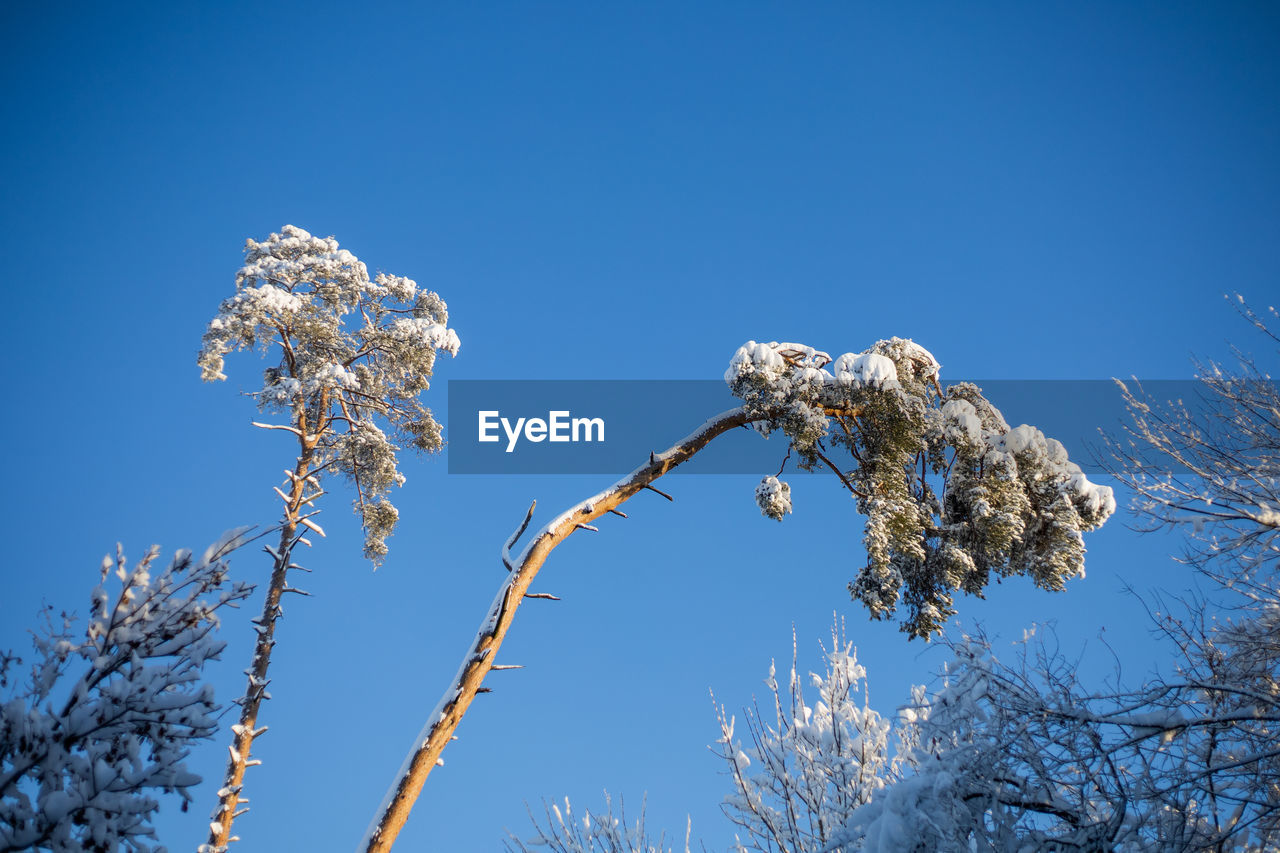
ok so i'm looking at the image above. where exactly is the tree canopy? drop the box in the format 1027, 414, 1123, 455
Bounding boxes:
726, 338, 1115, 638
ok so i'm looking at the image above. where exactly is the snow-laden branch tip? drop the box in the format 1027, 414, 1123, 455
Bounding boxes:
726, 337, 1114, 639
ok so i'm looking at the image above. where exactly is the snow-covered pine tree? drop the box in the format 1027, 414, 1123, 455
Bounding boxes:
0, 533, 252, 853
362, 336, 1113, 851
197, 226, 459, 851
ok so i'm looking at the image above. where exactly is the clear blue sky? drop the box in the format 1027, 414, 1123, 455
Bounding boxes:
1, 2, 1277, 850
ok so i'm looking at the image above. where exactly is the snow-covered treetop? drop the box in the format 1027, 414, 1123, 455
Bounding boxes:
726, 338, 1115, 639
198, 226, 460, 563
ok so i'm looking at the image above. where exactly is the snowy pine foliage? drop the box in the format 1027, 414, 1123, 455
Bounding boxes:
0, 534, 252, 852
726, 338, 1115, 639
198, 225, 459, 563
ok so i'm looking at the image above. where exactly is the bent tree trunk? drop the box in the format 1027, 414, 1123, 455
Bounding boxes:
360, 406, 769, 853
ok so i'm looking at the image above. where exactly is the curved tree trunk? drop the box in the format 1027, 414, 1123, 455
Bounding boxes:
359, 407, 765, 852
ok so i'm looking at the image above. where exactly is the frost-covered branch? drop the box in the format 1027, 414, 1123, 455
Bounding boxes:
836, 613, 1280, 851
1103, 299, 1280, 602
0, 533, 252, 853
712, 620, 905, 853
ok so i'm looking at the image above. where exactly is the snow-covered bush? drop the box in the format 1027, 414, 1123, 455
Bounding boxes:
714, 621, 906, 853
726, 338, 1115, 639
838, 620, 1280, 851
506, 794, 691, 853
0, 533, 251, 852
835, 631, 1139, 852
513, 621, 904, 853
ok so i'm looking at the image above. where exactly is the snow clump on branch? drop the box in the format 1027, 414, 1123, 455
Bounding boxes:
755, 475, 793, 521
